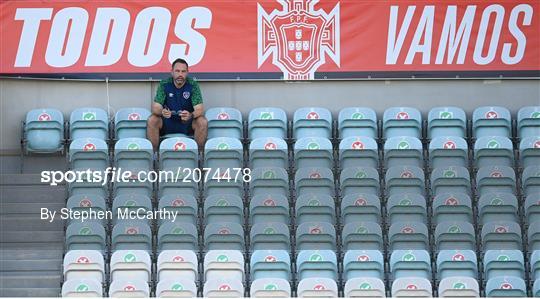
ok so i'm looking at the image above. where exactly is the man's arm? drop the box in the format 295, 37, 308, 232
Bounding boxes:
192, 103, 204, 118
153, 80, 166, 116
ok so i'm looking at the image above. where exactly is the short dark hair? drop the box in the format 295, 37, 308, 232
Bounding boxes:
172, 58, 189, 69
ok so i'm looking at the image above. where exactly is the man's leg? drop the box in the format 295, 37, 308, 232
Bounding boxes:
192, 116, 208, 150
147, 115, 163, 151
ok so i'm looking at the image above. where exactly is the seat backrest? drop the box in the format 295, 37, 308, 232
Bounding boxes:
114, 107, 151, 139
294, 137, 333, 169
296, 222, 336, 250
438, 276, 480, 298
340, 167, 380, 197
391, 277, 432, 297
61, 278, 103, 297
204, 250, 244, 282
385, 166, 426, 197
383, 107, 422, 139
157, 222, 198, 252
387, 193, 427, 225
341, 193, 382, 225
428, 106, 467, 139
156, 278, 198, 298
483, 249, 525, 280
478, 192, 519, 225
111, 220, 152, 252
250, 222, 290, 251
204, 194, 244, 225
250, 278, 291, 298
66, 194, 107, 225
250, 250, 291, 280
295, 193, 335, 225
522, 165, 540, 197
436, 250, 478, 280
383, 136, 423, 168
250, 167, 289, 198
474, 136, 514, 168
432, 192, 473, 226
108, 279, 150, 297
69, 137, 109, 170
204, 222, 245, 251
158, 194, 198, 225
344, 277, 386, 298
472, 106, 511, 138
389, 249, 431, 280
481, 221, 522, 251
249, 194, 290, 225
293, 107, 333, 139
70, 107, 109, 140
296, 277, 338, 298
428, 136, 469, 169
517, 106, 540, 138
157, 250, 198, 281
339, 136, 379, 168
63, 250, 105, 282
338, 107, 378, 139
203, 278, 245, 297
343, 250, 384, 280
435, 221, 476, 252
388, 221, 429, 251
476, 166, 516, 196
66, 222, 106, 253
296, 250, 338, 280
294, 167, 335, 197
206, 107, 243, 139
249, 137, 288, 169
430, 166, 471, 196
110, 250, 151, 282
342, 221, 383, 251
485, 276, 527, 297
159, 137, 198, 170
248, 107, 287, 140
25, 108, 64, 152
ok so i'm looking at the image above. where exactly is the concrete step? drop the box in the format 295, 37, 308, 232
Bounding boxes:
1, 216, 65, 231
0, 287, 61, 297
0, 186, 66, 204
0, 173, 66, 186
1, 231, 64, 244
0, 275, 62, 288
0, 202, 65, 215
0, 249, 63, 260
0, 259, 62, 272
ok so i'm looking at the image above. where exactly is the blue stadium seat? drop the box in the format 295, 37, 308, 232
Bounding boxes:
250, 278, 291, 298
111, 220, 152, 252
114, 107, 151, 139
295, 167, 335, 197
108, 279, 150, 297
114, 137, 153, 170
297, 277, 338, 298
517, 106, 540, 139
65, 222, 106, 253
430, 166, 471, 196
384, 136, 423, 168
296, 222, 336, 250
204, 176, 244, 198
112, 169, 153, 198
530, 221, 540, 251
296, 250, 338, 280
159, 137, 198, 170
526, 195, 540, 226
432, 193, 473, 226
249, 194, 289, 225
296, 194, 335, 225
476, 166, 516, 196
485, 276, 527, 297
24, 108, 64, 153
293, 107, 332, 139
341, 193, 381, 225
474, 136, 514, 168
532, 250, 540, 281
158, 194, 198, 225
204, 194, 244, 225
478, 193, 519, 225
250, 222, 290, 251
390, 250, 431, 280
343, 250, 384, 280
344, 277, 386, 298
67, 176, 109, 198
250, 250, 291, 280
250, 167, 289, 198
472, 106, 511, 138
388, 222, 429, 251
519, 136, 540, 169
339, 136, 379, 169
112, 194, 152, 225
429, 136, 469, 169
294, 137, 333, 169
484, 250, 525, 280
249, 137, 288, 169
70, 107, 109, 140
63, 250, 105, 283
438, 277, 480, 298
391, 277, 432, 297
535, 280, 540, 298
481, 221, 522, 251
110, 250, 151, 282
158, 222, 199, 252
206, 107, 243, 139
342, 222, 383, 251
338, 107, 378, 139
158, 176, 198, 199
156, 279, 197, 298
428, 107, 467, 139
203, 278, 244, 297
66, 194, 107, 225
385, 166, 426, 197
340, 167, 380, 197
204, 137, 243, 169
383, 107, 422, 139
436, 250, 478, 280
62, 279, 103, 297
204, 250, 244, 282
387, 193, 427, 225
435, 222, 476, 252
522, 165, 540, 198
157, 250, 198, 282
248, 107, 287, 140
204, 222, 245, 251
69, 138, 109, 170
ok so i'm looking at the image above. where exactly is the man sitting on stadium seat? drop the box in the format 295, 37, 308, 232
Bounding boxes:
147, 58, 208, 151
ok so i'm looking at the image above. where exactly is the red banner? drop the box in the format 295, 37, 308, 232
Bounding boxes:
1, 0, 539, 79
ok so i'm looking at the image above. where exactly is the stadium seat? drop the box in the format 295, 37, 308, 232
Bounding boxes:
68, 177, 109, 198
204, 176, 244, 198
338, 107, 378, 139
204, 137, 243, 169
436, 250, 478, 280
294, 137, 333, 169
432, 193, 473, 226
429, 136, 469, 169
249, 194, 290, 225
474, 136, 514, 168
112, 194, 152, 225
430, 166, 471, 196
66, 194, 107, 225
61, 279, 103, 297
157, 250, 198, 282
24, 108, 64, 153
111, 220, 152, 252
114, 137, 153, 170
296, 194, 335, 225
472, 106, 511, 138
70, 107, 109, 140
157, 174, 198, 199
296, 222, 336, 250
204, 222, 245, 251
531, 250, 540, 281
114, 107, 151, 139
339, 136, 379, 169
341, 193, 381, 225
391, 277, 432, 297
387, 193, 427, 225
69, 138, 109, 170
293, 107, 332, 139
535, 280, 540, 298
204, 194, 244, 225
529, 221, 540, 251
158, 194, 198, 225
294, 167, 335, 197
112, 170, 153, 198
250, 167, 289, 198
388, 222, 429, 251
157, 222, 198, 252
296, 250, 338, 280
156, 279, 197, 298
484, 276, 527, 297
204, 250, 244, 282
343, 250, 384, 280
483, 250, 525, 280
383, 107, 422, 139
385, 166, 426, 197
519, 136, 540, 169
478, 193, 519, 225
344, 277, 386, 298
65, 222, 106, 253
203, 278, 244, 297
435, 222, 476, 252
340, 167, 380, 197
249, 137, 288, 169
526, 195, 540, 225
522, 165, 540, 197
63, 250, 105, 283
438, 277, 480, 297
110, 250, 151, 282
250, 250, 291, 280
481, 221, 522, 251
248, 107, 287, 140
206, 107, 243, 139
384, 136, 423, 168
428, 106, 467, 139
390, 250, 431, 280
159, 137, 198, 170
108, 279, 150, 297
342, 222, 383, 251
517, 106, 540, 139
297, 278, 338, 298
250, 278, 291, 298
250, 222, 290, 251
476, 166, 516, 196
